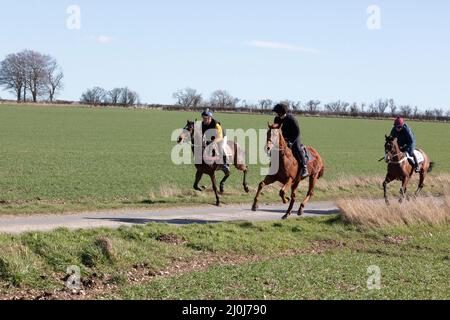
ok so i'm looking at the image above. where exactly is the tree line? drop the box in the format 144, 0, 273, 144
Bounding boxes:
0, 50, 64, 102
80, 87, 140, 107
0, 50, 448, 120
0, 50, 140, 107
171, 87, 450, 121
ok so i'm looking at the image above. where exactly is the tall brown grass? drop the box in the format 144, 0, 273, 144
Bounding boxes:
338, 196, 450, 227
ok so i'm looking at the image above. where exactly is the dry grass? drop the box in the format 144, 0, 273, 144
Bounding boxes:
318, 173, 450, 194
338, 196, 450, 228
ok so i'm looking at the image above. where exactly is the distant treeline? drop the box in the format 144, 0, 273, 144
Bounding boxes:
1, 49, 449, 122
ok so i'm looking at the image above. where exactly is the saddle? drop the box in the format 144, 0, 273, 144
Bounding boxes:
286, 142, 313, 163
301, 145, 314, 163
406, 150, 425, 165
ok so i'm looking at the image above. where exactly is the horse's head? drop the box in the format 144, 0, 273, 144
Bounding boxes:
266, 123, 282, 155
177, 120, 195, 144
384, 135, 399, 162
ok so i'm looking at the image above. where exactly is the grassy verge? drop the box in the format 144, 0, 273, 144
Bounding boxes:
0, 213, 448, 300
1, 174, 449, 215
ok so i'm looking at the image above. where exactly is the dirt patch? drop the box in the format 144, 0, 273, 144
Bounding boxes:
156, 234, 187, 245
383, 235, 412, 245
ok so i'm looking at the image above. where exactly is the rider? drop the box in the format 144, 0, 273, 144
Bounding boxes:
273, 103, 309, 178
390, 117, 420, 172
201, 109, 230, 174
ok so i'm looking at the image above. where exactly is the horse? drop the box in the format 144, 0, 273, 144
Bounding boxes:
252, 123, 325, 220
177, 120, 250, 206
383, 135, 434, 205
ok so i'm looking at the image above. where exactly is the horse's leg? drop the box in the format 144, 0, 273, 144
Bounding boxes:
242, 168, 250, 193
280, 178, 293, 204
233, 141, 250, 193
298, 174, 318, 216
282, 179, 300, 220
219, 171, 231, 194
252, 176, 276, 211
193, 170, 205, 192
399, 175, 409, 203
383, 176, 393, 206
415, 170, 426, 197
210, 173, 221, 207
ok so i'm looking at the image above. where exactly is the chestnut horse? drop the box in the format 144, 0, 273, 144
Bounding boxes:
383, 135, 434, 205
252, 123, 325, 220
177, 120, 250, 206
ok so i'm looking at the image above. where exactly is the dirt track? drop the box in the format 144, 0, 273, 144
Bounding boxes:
0, 202, 339, 234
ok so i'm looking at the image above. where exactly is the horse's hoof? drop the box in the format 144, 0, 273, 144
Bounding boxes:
281, 215, 289, 220
297, 210, 304, 217
244, 186, 250, 193
201, 186, 207, 190
251, 205, 258, 212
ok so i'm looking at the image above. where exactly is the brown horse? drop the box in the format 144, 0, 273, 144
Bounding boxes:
383, 135, 434, 205
177, 120, 250, 206
252, 123, 325, 220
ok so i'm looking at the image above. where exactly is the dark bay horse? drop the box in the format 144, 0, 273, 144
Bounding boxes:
252, 123, 325, 220
177, 120, 250, 206
383, 135, 434, 205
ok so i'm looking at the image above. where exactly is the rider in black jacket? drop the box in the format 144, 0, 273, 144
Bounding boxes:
273, 103, 309, 178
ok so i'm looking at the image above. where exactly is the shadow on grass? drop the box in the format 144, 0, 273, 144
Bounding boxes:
257, 208, 340, 216
121, 200, 169, 205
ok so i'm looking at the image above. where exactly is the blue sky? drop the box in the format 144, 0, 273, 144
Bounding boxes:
1, 0, 449, 110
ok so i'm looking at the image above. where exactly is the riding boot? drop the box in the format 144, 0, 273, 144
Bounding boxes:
294, 142, 309, 178
413, 153, 420, 173
222, 155, 230, 175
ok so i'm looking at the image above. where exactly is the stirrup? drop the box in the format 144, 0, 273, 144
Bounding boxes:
301, 167, 309, 178
222, 164, 230, 174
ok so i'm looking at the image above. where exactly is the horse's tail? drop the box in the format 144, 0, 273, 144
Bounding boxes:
428, 162, 435, 173
318, 165, 325, 179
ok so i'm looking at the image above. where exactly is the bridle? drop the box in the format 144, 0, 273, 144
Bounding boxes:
385, 141, 408, 164
267, 129, 287, 155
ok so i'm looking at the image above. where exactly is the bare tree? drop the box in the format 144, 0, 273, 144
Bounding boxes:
305, 100, 321, 113
21, 50, 53, 102
446, 110, 450, 118
118, 87, 139, 107
325, 100, 349, 113
107, 88, 122, 105
44, 58, 64, 102
173, 88, 202, 109
376, 99, 389, 114
413, 106, 420, 118
258, 99, 273, 110
80, 87, 107, 105
388, 99, 397, 115
0, 53, 26, 102
424, 109, 434, 119
209, 90, 239, 109
399, 105, 412, 118
433, 108, 444, 118
349, 102, 360, 116
360, 103, 366, 113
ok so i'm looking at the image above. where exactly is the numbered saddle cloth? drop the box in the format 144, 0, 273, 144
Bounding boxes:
407, 150, 425, 164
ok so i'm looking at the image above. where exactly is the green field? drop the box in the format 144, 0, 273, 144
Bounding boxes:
0, 104, 449, 214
